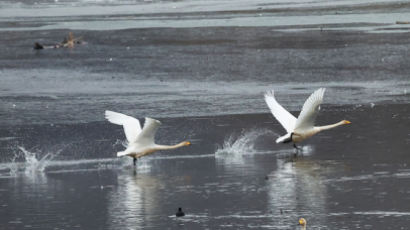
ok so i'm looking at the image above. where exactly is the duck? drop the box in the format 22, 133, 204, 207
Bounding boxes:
176, 207, 185, 217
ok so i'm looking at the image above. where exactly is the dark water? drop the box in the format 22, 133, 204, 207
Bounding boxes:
2, 27, 410, 126
1, 0, 410, 229
1, 104, 410, 229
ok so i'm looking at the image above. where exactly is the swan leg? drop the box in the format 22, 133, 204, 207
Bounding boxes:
293, 143, 303, 156
133, 157, 137, 166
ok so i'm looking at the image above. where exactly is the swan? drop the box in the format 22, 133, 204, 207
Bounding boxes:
264, 88, 350, 149
105, 110, 191, 165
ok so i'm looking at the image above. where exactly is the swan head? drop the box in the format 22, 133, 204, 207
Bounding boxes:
298, 218, 307, 227
342, 120, 351, 125
183, 141, 191, 146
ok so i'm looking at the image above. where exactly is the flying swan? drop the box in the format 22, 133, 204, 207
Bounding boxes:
264, 88, 350, 149
105, 110, 191, 165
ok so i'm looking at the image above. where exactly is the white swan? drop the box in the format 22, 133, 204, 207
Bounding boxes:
264, 88, 350, 149
105, 110, 191, 165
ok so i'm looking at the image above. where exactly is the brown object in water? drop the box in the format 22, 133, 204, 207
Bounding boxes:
396, 21, 410, 24
33, 32, 83, 50
61, 32, 83, 48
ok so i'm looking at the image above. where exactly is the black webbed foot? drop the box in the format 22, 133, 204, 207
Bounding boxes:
292, 144, 303, 158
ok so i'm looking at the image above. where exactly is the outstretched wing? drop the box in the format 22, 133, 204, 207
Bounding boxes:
294, 88, 326, 132
134, 117, 161, 146
264, 90, 297, 133
105, 110, 142, 143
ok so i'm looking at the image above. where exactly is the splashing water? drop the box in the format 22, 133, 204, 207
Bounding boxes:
17, 146, 63, 173
113, 139, 128, 148
215, 129, 275, 159
8, 152, 20, 177
114, 156, 152, 173
136, 159, 152, 173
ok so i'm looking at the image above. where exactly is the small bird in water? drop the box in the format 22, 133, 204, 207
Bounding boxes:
299, 218, 307, 229
176, 207, 185, 217
264, 88, 351, 151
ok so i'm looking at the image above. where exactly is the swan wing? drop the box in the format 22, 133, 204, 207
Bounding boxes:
294, 88, 326, 132
276, 133, 292, 143
105, 110, 142, 143
135, 117, 161, 146
264, 90, 297, 133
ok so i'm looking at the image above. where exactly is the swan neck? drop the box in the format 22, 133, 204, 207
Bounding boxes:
316, 121, 345, 131
155, 142, 186, 151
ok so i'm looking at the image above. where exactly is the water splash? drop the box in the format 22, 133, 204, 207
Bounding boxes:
274, 145, 314, 158
215, 129, 274, 161
115, 157, 152, 173
8, 152, 20, 177
136, 159, 152, 173
300, 145, 314, 155
17, 146, 63, 173
113, 139, 128, 148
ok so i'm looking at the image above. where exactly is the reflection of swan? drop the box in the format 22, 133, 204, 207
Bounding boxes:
105, 111, 191, 165
267, 158, 328, 227
264, 88, 351, 149
107, 173, 162, 228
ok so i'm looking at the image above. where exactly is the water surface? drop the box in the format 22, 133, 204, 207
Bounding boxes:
1, 0, 410, 229
1, 105, 410, 229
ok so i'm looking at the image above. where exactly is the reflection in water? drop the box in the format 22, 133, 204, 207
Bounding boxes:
267, 157, 329, 228
107, 171, 162, 229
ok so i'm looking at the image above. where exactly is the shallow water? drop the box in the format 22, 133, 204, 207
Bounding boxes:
1, 0, 410, 229
2, 1, 410, 125
1, 104, 410, 229
2, 28, 410, 125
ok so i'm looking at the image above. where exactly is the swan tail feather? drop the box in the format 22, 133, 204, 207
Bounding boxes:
117, 151, 128, 157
